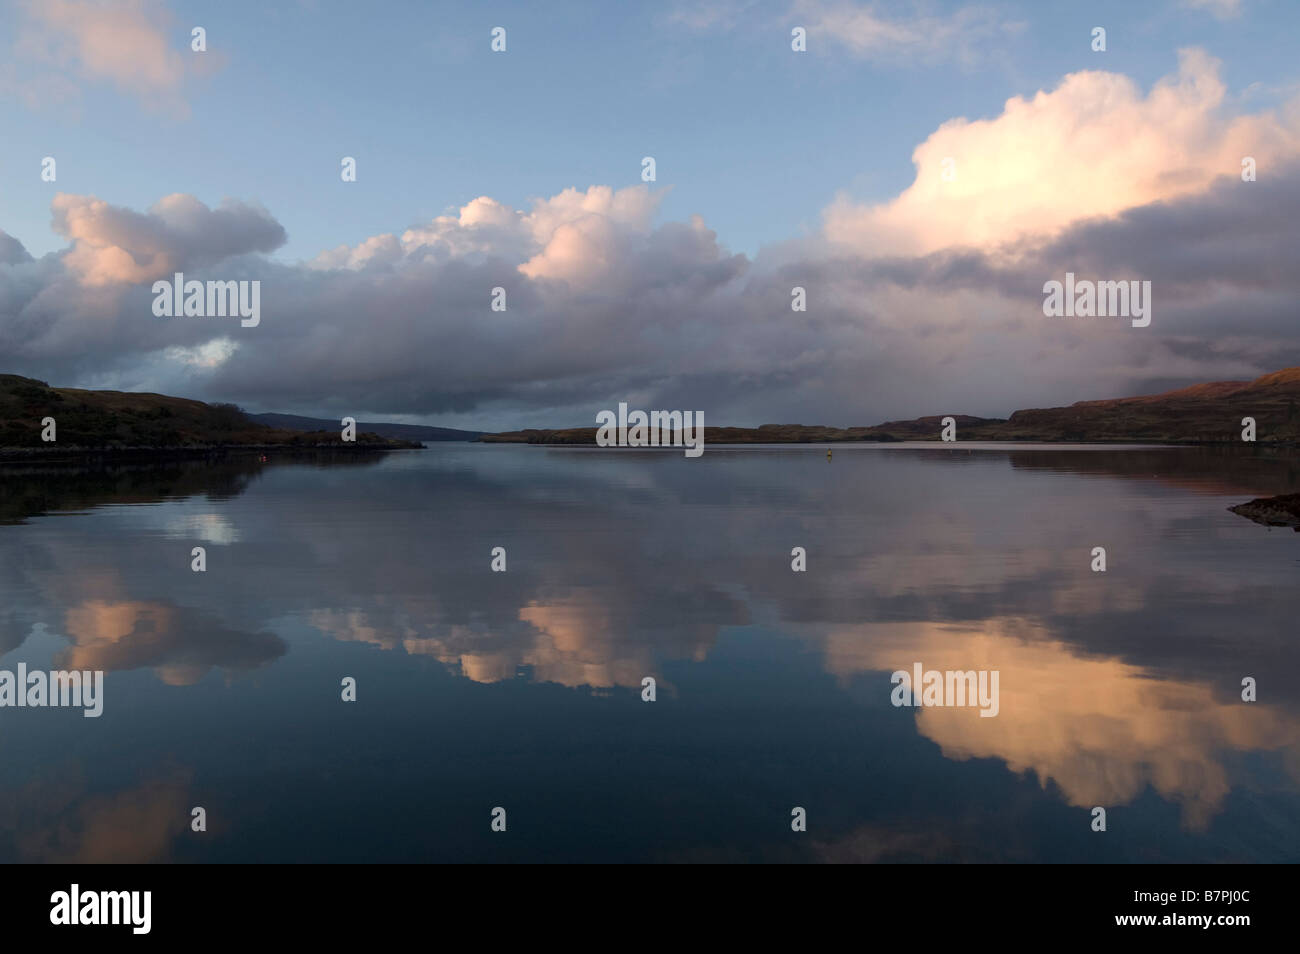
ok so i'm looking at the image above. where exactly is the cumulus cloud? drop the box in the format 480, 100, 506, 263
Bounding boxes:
825, 50, 1300, 255
315, 186, 665, 287
3, 52, 1300, 427
50, 192, 286, 287
0, 231, 33, 266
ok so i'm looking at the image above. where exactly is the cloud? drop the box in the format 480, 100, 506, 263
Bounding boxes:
0, 231, 33, 266
4, 53, 1300, 427
9, 0, 214, 114
825, 50, 1300, 255
793, 0, 1023, 64
316, 185, 665, 288
1181, 0, 1244, 19
670, 0, 1022, 65
163, 337, 240, 371
6, 168, 1300, 428
50, 192, 286, 287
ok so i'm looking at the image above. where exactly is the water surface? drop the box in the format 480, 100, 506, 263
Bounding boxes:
1, 443, 1297, 862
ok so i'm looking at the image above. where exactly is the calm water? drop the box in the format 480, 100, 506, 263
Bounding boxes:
1, 443, 1298, 863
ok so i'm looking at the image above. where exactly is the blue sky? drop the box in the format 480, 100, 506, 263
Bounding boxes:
5, 0, 1295, 262
3, 0, 1300, 429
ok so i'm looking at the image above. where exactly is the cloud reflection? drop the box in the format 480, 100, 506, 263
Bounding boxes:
815, 618, 1300, 829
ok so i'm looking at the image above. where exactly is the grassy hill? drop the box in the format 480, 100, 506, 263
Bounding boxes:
0, 375, 420, 452
985, 367, 1300, 443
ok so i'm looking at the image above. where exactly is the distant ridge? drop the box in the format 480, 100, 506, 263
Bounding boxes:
481, 367, 1300, 445
6, 367, 1298, 452
249, 413, 482, 442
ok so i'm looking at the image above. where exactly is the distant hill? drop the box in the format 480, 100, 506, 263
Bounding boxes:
482, 368, 1300, 445
0, 375, 420, 453
987, 367, 1300, 443
8, 365, 1297, 454
249, 412, 481, 442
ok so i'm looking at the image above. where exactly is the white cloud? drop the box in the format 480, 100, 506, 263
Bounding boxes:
164, 337, 238, 370
824, 50, 1300, 255
315, 185, 665, 288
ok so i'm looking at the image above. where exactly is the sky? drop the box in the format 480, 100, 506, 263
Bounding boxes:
2, 0, 1299, 430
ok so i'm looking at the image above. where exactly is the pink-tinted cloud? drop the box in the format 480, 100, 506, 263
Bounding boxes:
314, 185, 665, 288
825, 50, 1300, 255
50, 192, 285, 287
13, 0, 216, 114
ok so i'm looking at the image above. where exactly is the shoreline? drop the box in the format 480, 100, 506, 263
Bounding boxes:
6, 437, 1299, 462
0, 443, 421, 464
476, 434, 1300, 449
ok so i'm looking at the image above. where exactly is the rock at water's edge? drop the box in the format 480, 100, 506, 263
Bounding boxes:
1228, 493, 1300, 531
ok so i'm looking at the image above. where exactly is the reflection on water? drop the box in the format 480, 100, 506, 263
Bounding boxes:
817, 618, 1298, 831
0, 443, 1297, 862
0, 765, 191, 863
60, 599, 286, 686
